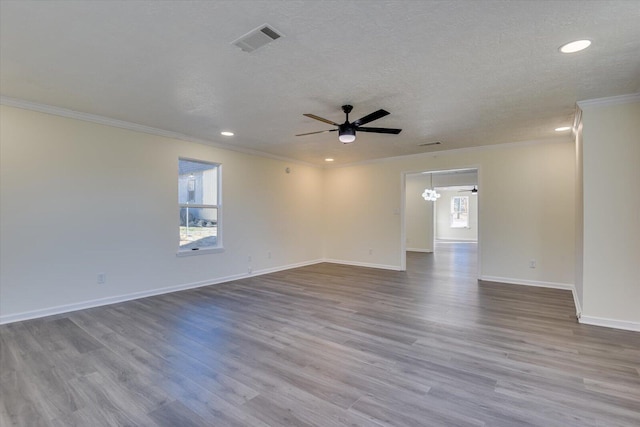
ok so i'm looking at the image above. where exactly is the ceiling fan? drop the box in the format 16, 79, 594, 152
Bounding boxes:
459, 186, 478, 194
296, 105, 401, 143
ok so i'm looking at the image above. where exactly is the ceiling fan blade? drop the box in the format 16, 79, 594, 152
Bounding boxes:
355, 126, 402, 134
295, 129, 337, 136
459, 187, 478, 193
352, 109, 390, 127
303, 114, 340, 126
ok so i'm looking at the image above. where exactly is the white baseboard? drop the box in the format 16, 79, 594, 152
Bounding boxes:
7, 262, 635, 334
323, 258, 402, 271
479, 275, 639, 332
406, 248, 433, 253
579, 315, 640, 332
0, 259, 325, 325
479, 275, 574, 291
250, 259, 324, 276
479, 275, 583, 319
572, 290, 582, 319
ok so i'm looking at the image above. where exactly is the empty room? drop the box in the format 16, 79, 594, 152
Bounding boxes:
1, 1, 639, 426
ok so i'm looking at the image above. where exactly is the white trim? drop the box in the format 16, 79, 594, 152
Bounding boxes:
435, 238, 478, 242
323, 259, 402, 271
0, 259, 324, 325
577, 93, 640, 109
406, 248, 434, 253
400, 171, 407, 271
479, 275, 575, 290
571, 289, 582, 319
327, 137, 570, 169
176, 247, 225, 257
0, 274, 242, 325
480, 276, 587, 319
579, 316, 640, 332
0, 96, 317, 168
1, 96, 577, 170
251, 259, 324, 276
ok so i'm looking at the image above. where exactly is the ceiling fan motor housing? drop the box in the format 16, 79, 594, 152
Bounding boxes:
338, 123, 356, 143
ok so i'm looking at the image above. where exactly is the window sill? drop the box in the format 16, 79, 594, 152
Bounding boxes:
177, 247, 225, 257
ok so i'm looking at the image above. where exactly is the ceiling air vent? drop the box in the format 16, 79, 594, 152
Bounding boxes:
232, 24, 283, 53
419, 141, 441, 147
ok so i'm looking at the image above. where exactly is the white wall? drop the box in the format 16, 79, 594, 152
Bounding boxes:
5, 99, 639, 332
579, 96, 640, 330
0, 105, 325, 322
325, 140, 576, 286
574, 112, 584, 313
405, 174, 434, 252
435, 190, 478, 241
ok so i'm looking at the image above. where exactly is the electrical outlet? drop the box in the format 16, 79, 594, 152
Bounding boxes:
97, 273, 106, 284
248, 255, 252, 262
529, 259, 536, 268
268, 251, 272, 259
369, 248, 373, 255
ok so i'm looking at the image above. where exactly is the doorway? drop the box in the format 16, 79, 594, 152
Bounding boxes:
402, 168, 479, 275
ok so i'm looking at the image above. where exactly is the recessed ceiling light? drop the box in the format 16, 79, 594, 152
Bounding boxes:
324, 158, 334, 162
559, 39, 591, 53
220, 131, 234, 136
555, 126, 572, 132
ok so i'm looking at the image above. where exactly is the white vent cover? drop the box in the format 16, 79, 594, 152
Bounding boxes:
232, 24, 283, 53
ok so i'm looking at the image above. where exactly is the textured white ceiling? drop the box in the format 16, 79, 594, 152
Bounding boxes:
1, 1, 639, 166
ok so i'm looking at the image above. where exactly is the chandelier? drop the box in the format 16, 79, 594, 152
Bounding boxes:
422, 173, 441, 202
422, 188, 441, 201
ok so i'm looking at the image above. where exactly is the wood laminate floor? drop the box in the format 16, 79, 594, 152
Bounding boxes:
1, 242, 639, 426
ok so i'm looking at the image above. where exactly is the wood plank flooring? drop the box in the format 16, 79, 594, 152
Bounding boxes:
1, 242, 639, 426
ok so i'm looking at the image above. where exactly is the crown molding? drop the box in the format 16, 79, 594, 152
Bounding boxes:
572, 104, 583, 130
327, 136, 571, 169
0, 96, 317, 168
1, 95, 577, 171
577, 93, 640, 109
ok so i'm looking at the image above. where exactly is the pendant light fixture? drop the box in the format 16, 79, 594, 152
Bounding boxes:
422, 173, 441, 202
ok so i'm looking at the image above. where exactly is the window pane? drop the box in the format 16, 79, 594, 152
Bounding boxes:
178, 159, 218, 205
451, 196, 469, 228
179, 207, 218, 249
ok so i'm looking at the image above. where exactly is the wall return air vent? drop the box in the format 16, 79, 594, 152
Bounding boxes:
232, 24, 283, 53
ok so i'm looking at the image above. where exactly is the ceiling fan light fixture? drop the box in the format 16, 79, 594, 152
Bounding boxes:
338, 126, 356, 144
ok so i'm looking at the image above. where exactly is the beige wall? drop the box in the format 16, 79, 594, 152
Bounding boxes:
0, 105, 325, 321
0, 103, 584, 326
325, 140, 576, 285
579, 97, 640, 328
405, 174, 435, 252
5, 98, 638, 331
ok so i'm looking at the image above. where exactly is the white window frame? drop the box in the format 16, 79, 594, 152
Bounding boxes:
450, 196, 470, 229
177, 158, 223, 256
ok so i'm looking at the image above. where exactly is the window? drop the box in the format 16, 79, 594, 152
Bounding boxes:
450, 196, 469, 228
178, 159, 221, 253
